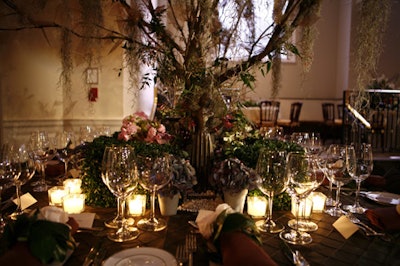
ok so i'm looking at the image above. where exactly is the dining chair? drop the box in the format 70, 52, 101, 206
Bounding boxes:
370, 107, 386, 151
278, 102, 302, 128
259, 100, 280, 128
322, 103, 335, 125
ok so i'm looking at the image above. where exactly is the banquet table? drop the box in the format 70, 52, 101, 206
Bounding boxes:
1, 173, 400, 266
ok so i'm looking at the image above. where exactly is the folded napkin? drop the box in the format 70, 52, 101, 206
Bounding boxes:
196, 204, 277, 266
365, 204, 400, 231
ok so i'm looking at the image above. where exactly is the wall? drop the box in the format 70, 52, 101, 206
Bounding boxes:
0, 0, 399, 145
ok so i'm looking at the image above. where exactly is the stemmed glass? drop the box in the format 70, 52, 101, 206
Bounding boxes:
344, 143, 373, 214
54, 131, 75, 180
280, 153, 325, 245
103, 145, 139, 242
137, 154, 172, 232
0, 146, 19, 231
324, 144, 353, 217
101, 146, 134, 228
10, 145, 36, 220
30, 131, 51, 192
255, 149, 288, 233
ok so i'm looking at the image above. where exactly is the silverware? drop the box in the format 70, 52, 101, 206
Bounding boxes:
175, 244, 188, 266
186, 233, 197, 266
282, 241, 310, 266
83, 240, 104, 266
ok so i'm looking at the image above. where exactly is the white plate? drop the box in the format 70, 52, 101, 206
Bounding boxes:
103, 247, 177, 266
362, 191, 400, 205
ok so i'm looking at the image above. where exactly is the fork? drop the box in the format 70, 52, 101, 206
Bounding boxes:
175, 244, 188, 266
185, 234, 197, 266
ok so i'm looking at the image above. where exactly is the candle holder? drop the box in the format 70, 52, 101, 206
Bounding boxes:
127, 194, 147, 216
63, 193, 85, 214
311, 192, 327, 213
246, 196, 267, 217
63, 178, 82, 194
48, 186, 69, 207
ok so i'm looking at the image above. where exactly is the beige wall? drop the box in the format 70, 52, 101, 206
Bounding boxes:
0, 0, 399, 145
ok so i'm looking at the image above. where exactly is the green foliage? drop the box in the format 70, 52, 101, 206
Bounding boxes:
80, 134, 186, 207
0, 211, 76, 264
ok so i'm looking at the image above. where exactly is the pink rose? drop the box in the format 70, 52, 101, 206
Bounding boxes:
135, 111, 148, 120
145, 127, 157, 143
157, 124, 166, 133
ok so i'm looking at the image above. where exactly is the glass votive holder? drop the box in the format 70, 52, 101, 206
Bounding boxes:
247, 196, 267, 217
63, 193, 85, 214
127, 194, 147, 216
63, 178, 82, 194
291, 196, 313, 218
310, 192, 327, 213
48, 186, 69, 207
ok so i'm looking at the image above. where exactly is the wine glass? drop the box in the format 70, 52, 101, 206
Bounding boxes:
54, 131, 75, 180
137, 154, 172, 232
255, 149, 288, 233
344, 143, 373, 214
10, 145, 36, 220
30, 131, 51, 192
103, 145, 139, 242
101, 146, 134, 228
324, 144, 353, 217
279, 153, 325, 245
0, 146, 19, 231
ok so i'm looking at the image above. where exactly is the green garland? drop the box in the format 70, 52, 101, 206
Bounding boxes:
80, 134, 184, 207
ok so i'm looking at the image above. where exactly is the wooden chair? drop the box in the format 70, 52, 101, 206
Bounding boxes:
278, 102, 302, 128
259, 100, 280, 127
322, 103, 335, 125
370, 108, 386, 151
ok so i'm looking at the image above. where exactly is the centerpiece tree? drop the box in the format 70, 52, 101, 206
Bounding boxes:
1, 0, 322, 189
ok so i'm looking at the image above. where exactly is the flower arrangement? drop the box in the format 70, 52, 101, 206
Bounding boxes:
158, 155, 197, 198
118, 111, 172, 144
211, 158, 258, 194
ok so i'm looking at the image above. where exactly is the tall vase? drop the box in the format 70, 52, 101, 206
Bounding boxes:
190, 128, 214, 191
223, 189, 248, 213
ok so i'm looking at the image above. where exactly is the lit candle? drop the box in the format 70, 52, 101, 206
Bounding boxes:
127, 194, 146, 216
291, 196, 313, 218
48, 186, 69, 207
310, 192, 327, 213
247, 196, 267, 217
63, 194, 85, 214
63, 178, 82, 194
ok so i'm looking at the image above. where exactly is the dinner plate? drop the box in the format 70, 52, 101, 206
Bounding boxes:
362, 191, 400, 205
103, 247, 177, 266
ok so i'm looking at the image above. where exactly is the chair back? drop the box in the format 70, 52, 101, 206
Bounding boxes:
290, 102, 302, 123
322, 103, 335, 123
259, 101, 280, 127
337, 104, 343, 119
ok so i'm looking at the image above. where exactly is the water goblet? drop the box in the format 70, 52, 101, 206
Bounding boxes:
54, 131, 75, 180
136, 154, 172, 232
344, 143, 373, 214
324, 144, 353, 217
279, 153, 325, 245
10, 145, 36, 220
103, 145, 139, 242
0, 147, 20, 231
255, 149, 288, 233
30, 131, 51, 192
101, 146, 134, 228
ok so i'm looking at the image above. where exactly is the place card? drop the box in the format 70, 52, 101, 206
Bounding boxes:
332, 215, 359, 239
68, 213, 95, 228
13, 192, 37, 210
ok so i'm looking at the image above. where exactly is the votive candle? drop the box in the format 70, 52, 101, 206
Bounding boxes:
247, 196, 267, 217
63, 194, 85, 214
311, 192, 327, 213
48, 186, 69, 207
127, 194, 146, 216
63, 178, 82, 194
291, 196, 313, 218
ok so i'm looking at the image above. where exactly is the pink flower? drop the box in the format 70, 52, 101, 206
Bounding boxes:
145, 127, 157, 143
157, 124, 166, 133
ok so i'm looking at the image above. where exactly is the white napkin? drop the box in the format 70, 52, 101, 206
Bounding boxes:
195, 203, 235, 239
38, 206, 69, 224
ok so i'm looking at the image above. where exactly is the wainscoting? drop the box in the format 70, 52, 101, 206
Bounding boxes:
1, 119, 122, 146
